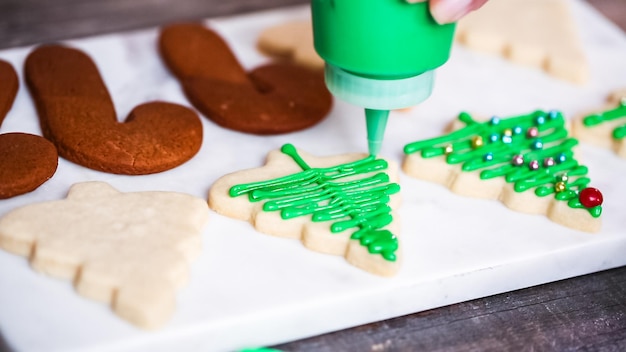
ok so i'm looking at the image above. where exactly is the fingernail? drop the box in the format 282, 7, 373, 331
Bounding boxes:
430, 0, 473, 24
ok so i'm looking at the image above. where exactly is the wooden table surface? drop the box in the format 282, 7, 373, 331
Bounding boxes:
0, 1, 625, 351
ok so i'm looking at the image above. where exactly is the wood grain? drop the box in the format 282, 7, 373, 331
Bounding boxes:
589, 0, 626, 30
0, 0, 622, 50
0, 0, 308, 49
0, 0, 624, 351
275, 267, 626, 351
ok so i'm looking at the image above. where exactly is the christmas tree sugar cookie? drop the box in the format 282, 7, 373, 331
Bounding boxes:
572, 88, 626, 158
257, 20, 324, 70
456, 0, 588, 84
0, 182, 209, 329
209, 144, 401, 277
403, 110, 603, 233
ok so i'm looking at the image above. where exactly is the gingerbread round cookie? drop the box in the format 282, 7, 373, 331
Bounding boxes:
159, 23, 332, 135
24, 45, 203, 175
0, 59, 58, 199
0, 133, 58, 199
0, 60, 18, 126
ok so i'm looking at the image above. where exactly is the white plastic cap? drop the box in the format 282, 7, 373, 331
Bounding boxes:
324, 64, 434, 110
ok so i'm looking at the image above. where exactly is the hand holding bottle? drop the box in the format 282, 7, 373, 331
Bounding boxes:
407, 0, 488, 24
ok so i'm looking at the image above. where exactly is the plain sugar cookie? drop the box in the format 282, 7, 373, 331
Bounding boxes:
209, 144, 402, 277
572, 88, 626, 158
456, 0, 588, 84
257, 20, 324, 70
0, 182, 209, 329
403, 110, 602, 233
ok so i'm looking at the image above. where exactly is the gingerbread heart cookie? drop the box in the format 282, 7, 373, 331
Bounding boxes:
159, 23, 332, 135
0, 181, 209, 329
0, 59, 58, 199
24, 45, 203, 175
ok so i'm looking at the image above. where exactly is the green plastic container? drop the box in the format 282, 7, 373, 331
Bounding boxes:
311, 0, 455, 78
311, 0, 456, 155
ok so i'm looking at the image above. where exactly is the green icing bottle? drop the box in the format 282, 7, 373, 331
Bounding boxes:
311, 0, 456, 155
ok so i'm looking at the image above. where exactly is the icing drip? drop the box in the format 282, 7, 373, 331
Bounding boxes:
404, 111, 602, 218
230, 144, 400, 261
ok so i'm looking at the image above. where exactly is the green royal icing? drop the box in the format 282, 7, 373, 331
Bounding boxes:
404, 110, 602, 218
582, 98, 626, 139
229, 144, 401, 261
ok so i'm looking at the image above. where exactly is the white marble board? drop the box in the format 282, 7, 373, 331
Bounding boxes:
1, 1, 626, 351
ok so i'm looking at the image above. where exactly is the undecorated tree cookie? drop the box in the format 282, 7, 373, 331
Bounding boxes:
456, 0, 588, 84
257, 20, 324, 70
572, 88, 626, 158
403, 110, 603, 233
0, 182, 209, 329
209, 144, 402, 277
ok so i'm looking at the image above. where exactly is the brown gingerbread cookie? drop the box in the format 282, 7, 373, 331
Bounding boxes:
0, 59, 58, 199
0, 60, 19, 126
24, 45, 203, 175
0, 133, 58, 199
159, 23, 332, 135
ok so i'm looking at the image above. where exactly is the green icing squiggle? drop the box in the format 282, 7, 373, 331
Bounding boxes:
403, 110, 602, 218
582, 99, 626, 139
229, 144, 401, 261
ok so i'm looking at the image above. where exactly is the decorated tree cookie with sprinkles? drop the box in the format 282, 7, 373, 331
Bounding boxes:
573, 88, 626, 158
403, 110, 603, 233
208, 144, 402, 277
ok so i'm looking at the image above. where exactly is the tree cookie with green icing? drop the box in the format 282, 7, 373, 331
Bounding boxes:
208, 144, 402, 277
572, 88, 626, 158
403, 110, 603, 233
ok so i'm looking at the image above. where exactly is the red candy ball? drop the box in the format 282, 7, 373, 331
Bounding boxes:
579, 187, 603, 208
